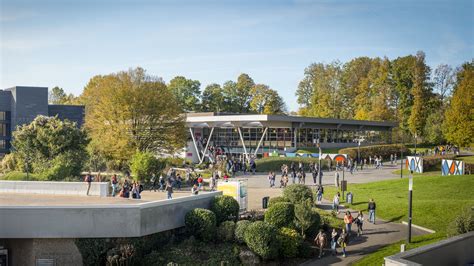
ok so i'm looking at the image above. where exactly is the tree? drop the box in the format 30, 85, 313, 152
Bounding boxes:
49, 86, 76, 104
442, 61, 474, 147
433, 64, 456, 103
408, 51, 432, 138
235, 73, 255, 113
294, 199, 313, 238
168, 76, 201, 112
80, 67, 186, 163
222, 80, 240, 113
11, 116, 89, 180
249, 84, 286, 114
391, 55, 416, 133
201, 83, 225, 112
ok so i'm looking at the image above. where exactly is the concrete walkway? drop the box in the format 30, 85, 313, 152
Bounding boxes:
300, 200, 427, 266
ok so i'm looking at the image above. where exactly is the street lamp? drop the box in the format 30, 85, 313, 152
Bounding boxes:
408, 170, 413, 243
414, 133, 417, 156
357, 139, 361, 167
317, 139, 322, 185
400, 145, 403, 179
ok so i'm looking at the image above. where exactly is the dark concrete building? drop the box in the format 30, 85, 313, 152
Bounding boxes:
0, 86, 85, 155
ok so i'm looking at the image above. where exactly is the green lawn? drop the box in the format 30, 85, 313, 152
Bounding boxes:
324, 174, 474, 265
391, 169, 440, 177
458, 155, 474, 164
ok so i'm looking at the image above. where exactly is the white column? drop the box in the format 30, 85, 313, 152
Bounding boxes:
200, 127, 215, 164
237, 127, 249, 162
254, 127, 268, 156
189, 128, 202, 163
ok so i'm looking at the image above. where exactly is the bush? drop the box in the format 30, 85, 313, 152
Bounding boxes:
276, 227, 302, 258
255, 157, 322, 172
268, 196, 290, 207
283, 184, 314, 204
423, 154, 456, 171
447, 208, 474, 237
235, 220, 252, 244
264, 202, 295, 228
244, 221, 279, 260
184, 208, 217, 241
130, 151, 164, 181
339, 144, 410, 160
210, 195, 240, 224
294, 200, 321, 238
298, 241, 315, 258
217, 221, 236, 242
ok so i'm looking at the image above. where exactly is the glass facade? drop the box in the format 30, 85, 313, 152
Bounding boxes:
0, 111, 11, 152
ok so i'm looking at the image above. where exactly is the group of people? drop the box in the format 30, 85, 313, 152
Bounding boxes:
225, 156, 257, 177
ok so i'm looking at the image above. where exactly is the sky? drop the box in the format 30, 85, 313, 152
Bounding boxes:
1, 0, 473, 112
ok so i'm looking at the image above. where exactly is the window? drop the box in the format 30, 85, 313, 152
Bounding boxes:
0, 140, 6, 149
0, 112, 5, 120
0, 124, 7, 136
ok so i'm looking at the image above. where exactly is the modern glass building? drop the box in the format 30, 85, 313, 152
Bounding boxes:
186, 112, 397, 163
0, 86, 85, 156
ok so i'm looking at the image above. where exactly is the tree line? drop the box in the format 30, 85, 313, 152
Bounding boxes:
296, 52, 473, 146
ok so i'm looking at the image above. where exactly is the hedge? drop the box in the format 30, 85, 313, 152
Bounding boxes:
339, 144, 410, 160
184, 208, 216, 241
422, 154, 456, 171
276, 227, 303, 258
255, 157, 330, 172
244, 221, 279, 260
268, 196, 290, 208
210, 195, 240, 224
235, 220, 252, 244
264, 202, 295, 228
217, 221, 236, 242
283, 184, 314, 204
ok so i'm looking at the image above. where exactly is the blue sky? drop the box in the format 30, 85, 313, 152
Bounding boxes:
1, 0, 473, 111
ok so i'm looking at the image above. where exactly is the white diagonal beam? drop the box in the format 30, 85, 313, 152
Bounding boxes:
200, 127, 215, 164
237, 127, 249, 162
254, 127, 268, 156
189, 128, 202, 163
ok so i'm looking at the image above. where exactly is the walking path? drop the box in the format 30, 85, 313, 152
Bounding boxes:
233, 164, 431, 265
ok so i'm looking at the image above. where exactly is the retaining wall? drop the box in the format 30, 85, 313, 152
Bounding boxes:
0, 180, 108, 197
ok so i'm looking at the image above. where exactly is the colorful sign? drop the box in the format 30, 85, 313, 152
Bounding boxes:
441, 160, 464, 176
217, 180, 248, 211
406, 156, 423, 173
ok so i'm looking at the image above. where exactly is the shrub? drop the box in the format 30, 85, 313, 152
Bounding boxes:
339, 144, 410, 160
217, 221, 236, 242
294, 200, 321, 238
210, 195, 240, 224
130, 151, 164, 181
298, 241, 315, 258
255, 157, 323, 172
184, 208, 217, 241
268, 196, 290, 207
283, 184, 314, 204
447, 208, 474, 237
235, 220, 252, 244
244, 221, 279, 260
423, 154, 456, 171
276, 227, 302, 258
264, 202, 295, 228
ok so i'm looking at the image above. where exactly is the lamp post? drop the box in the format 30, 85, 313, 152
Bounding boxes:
357, 139, 361, 166
317, 139, 322, 185
408, 170, 413, 243
414, 133, 417, 156
400, 146, 403, 179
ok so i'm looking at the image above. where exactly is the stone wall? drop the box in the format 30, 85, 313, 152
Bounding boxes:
0, 180, 109, 197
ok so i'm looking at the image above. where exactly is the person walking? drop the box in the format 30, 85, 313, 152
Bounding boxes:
333, 192, 340, 214
338, 228, 349, 258
368, 198, 376, 224
268, 171, 276, 187
316, 185, 324, 204
330, 228, 338, 256
150, 174, 157, 192
312, 163, 318, 184
191, 184, 199, 195
165, 180, 173, 199
334, 171, 340, 188
344, 211, 354, 235
355, 211, 364, 236
159, 175, 165, 192
84, 172, 93, 196
111, 174, 118, 197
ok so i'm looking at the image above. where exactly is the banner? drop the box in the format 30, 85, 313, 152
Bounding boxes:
441, 159, 464, 176
406, 156, 423, 173
217, 180, 248, 211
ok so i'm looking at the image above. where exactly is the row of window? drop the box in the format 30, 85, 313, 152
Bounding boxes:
0, 140, 8, 150
0, 111, 9, 121
0, 123, 9, 137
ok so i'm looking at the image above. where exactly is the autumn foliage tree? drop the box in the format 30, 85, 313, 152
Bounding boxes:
80, 67, 186, 164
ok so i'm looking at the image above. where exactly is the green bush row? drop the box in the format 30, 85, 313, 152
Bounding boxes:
339, 144, 410, 160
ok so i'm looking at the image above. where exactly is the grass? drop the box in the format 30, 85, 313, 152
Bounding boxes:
391, 169, 440, 176
458, 155, 474, 164
323, 174, 474, 265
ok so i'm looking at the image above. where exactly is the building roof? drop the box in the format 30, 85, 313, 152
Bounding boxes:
186, 113, 397, 129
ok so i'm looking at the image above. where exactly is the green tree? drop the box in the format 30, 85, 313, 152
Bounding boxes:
168, 76, 201, 112
222, 80, 240, 112
11, 116, 89, 180
442, 61, 474, 147
249, 84, 286, 114
294, 199, 313, 237
130, 151, 163, 181
408, 51, 432, 137
391, 55, 416, 133
235, 73, 255, 113
201, 83, 225, 112
80, 67, 186, 163
49, 86, 76, 104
